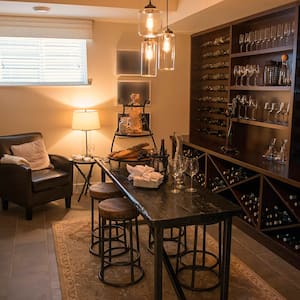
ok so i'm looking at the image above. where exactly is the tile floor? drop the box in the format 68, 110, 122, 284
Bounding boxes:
0, 195, 299, 300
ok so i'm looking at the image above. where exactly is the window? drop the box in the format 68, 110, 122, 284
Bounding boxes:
0, 37, 88, 86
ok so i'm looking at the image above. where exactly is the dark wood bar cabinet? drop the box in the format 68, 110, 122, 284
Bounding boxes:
188, 2, 300, 269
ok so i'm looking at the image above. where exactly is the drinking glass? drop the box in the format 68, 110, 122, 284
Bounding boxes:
233, 65, 241, 86
263, 102, 270, 121
244, 32, 250, 51
185, 157, 199, 193
254, 29, 261, 50
169, 159, 180, 194
240, 65, 247, 86
270, 25, 277, 47
260, 28, 266, 49
277, 23, 284, 47
239, 33, 244, 52
249, 31, 255, 51
243, 96, 249, 119
249, 96, 258, 120
283, 23, 291, 46
265, 26, 271, 48
253, 64, 260, 86
246, 64, 255, 86
175, 155, 187, 190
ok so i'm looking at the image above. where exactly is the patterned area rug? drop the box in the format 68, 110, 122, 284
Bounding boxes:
52, 217, 285, 300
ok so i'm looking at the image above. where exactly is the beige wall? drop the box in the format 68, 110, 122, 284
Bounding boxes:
0, 21, 190, 183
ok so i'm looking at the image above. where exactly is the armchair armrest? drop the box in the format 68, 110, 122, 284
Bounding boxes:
0, 164, 32, 199
49, 154, 73, 173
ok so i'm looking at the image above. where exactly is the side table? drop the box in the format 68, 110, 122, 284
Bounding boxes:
72, 158, 96, 202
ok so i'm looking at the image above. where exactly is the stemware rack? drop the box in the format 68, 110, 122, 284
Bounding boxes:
189, 3, 300, 269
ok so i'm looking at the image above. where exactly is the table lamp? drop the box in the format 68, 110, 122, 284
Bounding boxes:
72, 109, 100, 157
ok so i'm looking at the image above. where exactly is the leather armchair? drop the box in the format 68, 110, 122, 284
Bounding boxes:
0, 132, 73, 220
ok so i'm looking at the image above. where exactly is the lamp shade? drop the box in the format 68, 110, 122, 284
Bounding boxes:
141, 38, 158, 77
72, 110, 100, 131
138, 1, 162, 38
158, 29, 175, 70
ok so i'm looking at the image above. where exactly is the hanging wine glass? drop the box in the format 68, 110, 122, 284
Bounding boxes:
185, 157, 199, 193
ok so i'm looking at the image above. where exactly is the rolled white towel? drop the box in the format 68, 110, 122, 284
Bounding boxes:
0, 154, 30, 167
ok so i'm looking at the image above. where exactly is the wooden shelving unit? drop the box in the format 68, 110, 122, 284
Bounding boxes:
188, 3, 300, 269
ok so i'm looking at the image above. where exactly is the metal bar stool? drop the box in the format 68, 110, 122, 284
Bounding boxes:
98, 197, 144, 287
175, 223, 222, 292
89, 182, 123, 256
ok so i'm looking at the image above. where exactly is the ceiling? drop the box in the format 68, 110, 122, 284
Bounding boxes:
0, 0, 297, 33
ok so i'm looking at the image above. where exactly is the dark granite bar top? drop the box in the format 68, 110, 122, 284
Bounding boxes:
97, 159, 241, 228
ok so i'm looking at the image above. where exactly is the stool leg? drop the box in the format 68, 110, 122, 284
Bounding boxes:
183, 226, 187, 253
135, 217, 141, 267
123, 220, 128, 249
129, 220, 134, 282
100, 216, 105, 281
202, 225, 207, 267
191, 225, 199, 289
218, 221, 222, 276
175, 226, 182, 273
109, 220, 112, 263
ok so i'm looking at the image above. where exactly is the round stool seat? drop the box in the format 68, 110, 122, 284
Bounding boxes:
90, 182, 123, 200
99, 197, 139, 220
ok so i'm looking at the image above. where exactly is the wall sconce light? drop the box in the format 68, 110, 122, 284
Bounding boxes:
138, 0, 162, 38
72, 109, 100, 157
141, 38, 158, 77
158, 0, 175, 70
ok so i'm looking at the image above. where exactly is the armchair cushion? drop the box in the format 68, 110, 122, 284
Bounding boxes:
31, 169, 69, 192
11, 138, 51, 170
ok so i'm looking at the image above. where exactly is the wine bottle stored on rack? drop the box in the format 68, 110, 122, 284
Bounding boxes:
159, 139, 168, 180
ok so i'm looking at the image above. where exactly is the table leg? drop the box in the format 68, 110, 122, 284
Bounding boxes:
220, 217, 232, 300
153, 226, 163, 300
84, 164, 95, 195
162, 248, 186, 300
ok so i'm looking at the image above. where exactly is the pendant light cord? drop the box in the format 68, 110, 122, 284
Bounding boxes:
166, 0, 169, 30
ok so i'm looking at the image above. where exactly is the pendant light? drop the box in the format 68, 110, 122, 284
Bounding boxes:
141, 38, 158, 77
158, 0, 175, 70
138, 1, 162, 38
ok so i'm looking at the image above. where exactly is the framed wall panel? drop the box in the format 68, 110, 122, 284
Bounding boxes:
117, 80, 151, 105
116, 50, 141, 76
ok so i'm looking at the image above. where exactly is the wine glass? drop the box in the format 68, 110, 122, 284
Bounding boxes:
277, 23, 284, 47
240, 65, 247, 86
249, 31, 255, 51
249, 96, 258, 120
169, 158, 180, 194
185, 158, 199, 193
175, 155, 187, 189
264, 26, 271, 48
244, 32, 250, 51
239, 33, 244, 52
254, 29, 261, 50
233, 65, 241, 86
283, 22, 291, 46
270, 25, 277, 47
253, 64, 260, 86
246, 64, 255, 86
